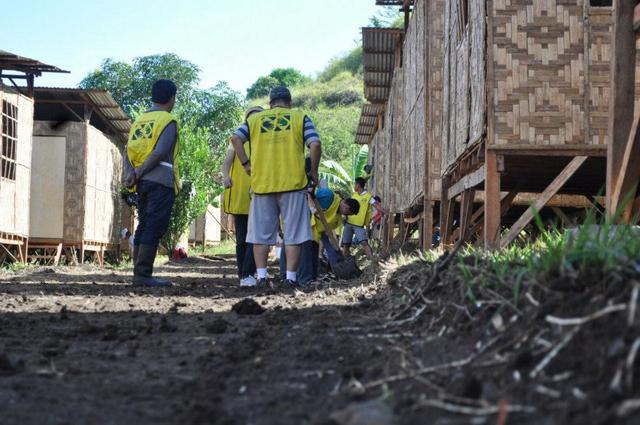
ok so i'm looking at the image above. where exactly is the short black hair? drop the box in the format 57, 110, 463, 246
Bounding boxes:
355, 177, 367, 188
374, 196, 381, 203
344, 198, 360, 215
152, 79, 177, 104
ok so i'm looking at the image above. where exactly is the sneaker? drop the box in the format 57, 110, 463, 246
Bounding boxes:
257, 278, 275, 289
239, 276, 257, 287
284, 279, 303, 288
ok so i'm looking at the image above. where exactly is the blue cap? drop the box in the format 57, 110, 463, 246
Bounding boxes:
316, 188, 334, 210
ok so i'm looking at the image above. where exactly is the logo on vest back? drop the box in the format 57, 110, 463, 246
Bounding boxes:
131, 121, 155, 141
260, 114, 291, 134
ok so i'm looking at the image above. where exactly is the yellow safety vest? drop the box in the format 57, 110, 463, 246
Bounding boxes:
347, 191, 373, 227
247, 107, 307, 194
223, 144, 251, 215
311, 194, 342, 242
127, 110, 180, 193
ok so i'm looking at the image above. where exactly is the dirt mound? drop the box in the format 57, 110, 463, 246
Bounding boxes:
231, 298, 266, 315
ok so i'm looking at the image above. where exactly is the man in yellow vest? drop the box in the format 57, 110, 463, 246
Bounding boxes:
341, 177, 387, 261
222, 106, 263, 287
124, 79, 179, 287
230, 86, 321, 288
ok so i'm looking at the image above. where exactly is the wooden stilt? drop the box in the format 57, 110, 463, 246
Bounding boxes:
484, 151, 501, 249
607, 0, 638, 219
459, 189, 476, 242
500, 156, 588, 248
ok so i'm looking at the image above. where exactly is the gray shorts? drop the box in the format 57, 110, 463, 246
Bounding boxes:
341, 222, 368, 245
247, 190, 312, 245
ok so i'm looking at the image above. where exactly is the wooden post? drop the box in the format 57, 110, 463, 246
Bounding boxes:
459, 189, 476, 242
484, 150, 501, 249
422, 0, 433, 251
607, 0, 637, 218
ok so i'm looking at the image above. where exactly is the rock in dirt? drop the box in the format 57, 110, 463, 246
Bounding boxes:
231, 298, 265, 315
328, 399, 396, 425
205, 318, 230, 334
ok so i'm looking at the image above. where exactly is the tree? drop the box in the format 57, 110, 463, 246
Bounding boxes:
318, 47, 363, 82
246, 68, 309, 99
246, 76, 279, 100
80, 53, 200, 116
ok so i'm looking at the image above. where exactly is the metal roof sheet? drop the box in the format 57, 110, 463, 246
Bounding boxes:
362, 28, 403, 103
0, 49, 68, 75
32, 87, 130, 143
375, 0, 414, 7
355, 103, 385, 144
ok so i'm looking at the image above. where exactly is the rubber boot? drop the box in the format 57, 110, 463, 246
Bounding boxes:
133, 244, 172, 287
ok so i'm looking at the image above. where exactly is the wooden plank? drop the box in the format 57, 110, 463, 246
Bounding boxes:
484, 150, 501, 249
607, 0, 637, 216
500, 156, 588, 248
634, 2, 640, 31
422, 0, 433, 250
610, 113, 640, 221
448, 165, 485, 200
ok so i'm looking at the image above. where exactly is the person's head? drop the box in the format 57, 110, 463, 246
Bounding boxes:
374, 196, 381, 203
354, 177, 367, 192
269, 86, 292, 108
121, 228, 131, 239
245, 106, 264, 121
340, 198, 360, 216
152, 79, 177, 112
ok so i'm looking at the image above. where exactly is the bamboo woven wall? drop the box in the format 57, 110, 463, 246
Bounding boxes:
442, 0, 486, 172
0, 87, 33, 238
427, 0, 445, 200
32, 121, 123, 245
84, 125, 123, 245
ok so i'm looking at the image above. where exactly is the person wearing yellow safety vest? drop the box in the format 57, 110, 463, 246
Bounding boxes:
341, 177, 388, 261
124, 79, 179, 287
230, 86, 322, 288
222, 106, 263, 287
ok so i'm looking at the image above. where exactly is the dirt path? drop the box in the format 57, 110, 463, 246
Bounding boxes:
0, 256, 397, 425
2, 255, 638, 425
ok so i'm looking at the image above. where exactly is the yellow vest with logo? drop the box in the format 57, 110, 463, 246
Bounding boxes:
247, 108, 307, 194
347, 191, 372, 227
127, 110, 180, 193
223, 144, 251, 215
311, 194, 342, 242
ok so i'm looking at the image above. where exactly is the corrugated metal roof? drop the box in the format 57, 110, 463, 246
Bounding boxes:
32, 87, 130, 143
362, 28, 403, 103
375, 0, 414, 7
0, 49, 68, 75
355, 103, 385, 144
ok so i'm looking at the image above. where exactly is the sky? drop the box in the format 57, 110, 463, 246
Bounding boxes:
1, 0, 381, 95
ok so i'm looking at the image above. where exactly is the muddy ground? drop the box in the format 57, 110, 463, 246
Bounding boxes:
0, 254, 639, 425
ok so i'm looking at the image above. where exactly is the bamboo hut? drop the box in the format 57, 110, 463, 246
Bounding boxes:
189, 205, 222, 247
357, 0, 444, 247
0, 50, 67, 263
29, 88, 130, 265
439, 0, 634, 248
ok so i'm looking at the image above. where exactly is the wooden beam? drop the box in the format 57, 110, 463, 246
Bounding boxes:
422, 0, 432, 251
61, 102, 84, 122
484, 150, 501, 249
607, 0, 637, 217
488, 144, 607, 157
448, 165, 485, 200
500, 156, 588, 248
610, 113, 640, 222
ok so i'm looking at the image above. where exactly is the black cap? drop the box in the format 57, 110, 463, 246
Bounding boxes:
269, 86, 292, 103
